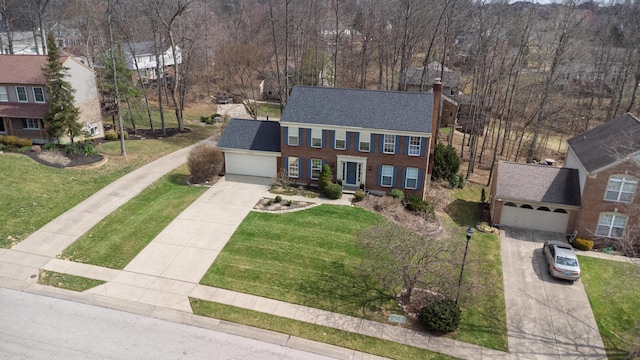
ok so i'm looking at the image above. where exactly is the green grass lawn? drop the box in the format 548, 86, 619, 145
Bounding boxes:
580, 256, 640, 359
61, 166, 207, 269
0, 129, 212, 249
190, 299, 453, 360
255, 102, 283, 118
200, 205, 396, 320
38, 270, 105, 292
448, 184, 508, 351
201, 196, 508, 351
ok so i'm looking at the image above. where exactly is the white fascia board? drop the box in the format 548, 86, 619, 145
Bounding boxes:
219, 148, 281, 157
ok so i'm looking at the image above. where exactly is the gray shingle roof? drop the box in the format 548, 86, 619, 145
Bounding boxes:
280, 86, 433, 133
495, 161, 581, 206
567, 113, 640, 174
218, 118, 281, 152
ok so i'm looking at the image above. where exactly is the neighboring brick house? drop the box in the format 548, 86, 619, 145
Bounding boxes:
490, 113, 640, 246
219, 84, 442, 198
0, 54, 104, 144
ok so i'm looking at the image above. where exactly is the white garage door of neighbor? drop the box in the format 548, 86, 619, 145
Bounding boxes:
225, 153, 277, 178
500, 206, 569, 233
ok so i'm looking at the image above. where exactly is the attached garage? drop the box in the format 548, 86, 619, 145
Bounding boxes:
490, 161, 581, 234
499, 202, 570, 234
224, 152, 277, 178
217, 118, 281, 179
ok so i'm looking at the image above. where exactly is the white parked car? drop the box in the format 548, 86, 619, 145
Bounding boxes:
543, 240, 581, 282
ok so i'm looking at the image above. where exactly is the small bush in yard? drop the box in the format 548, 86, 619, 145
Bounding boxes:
390, 188, 404, 200
0, 135, 4, 143
275, 195, 282, 203
404, 194, 433, 214
16, 138, 33, 147
104, 130, 118, 141
43, 142, 57, 151
573, 238, 594, 251
419, 299, 461, 333
318, 164, 332, 192
325, 183, 343, 199
187, 144, 223, 184
353, 189, 366, 202
4, 135, 18, 146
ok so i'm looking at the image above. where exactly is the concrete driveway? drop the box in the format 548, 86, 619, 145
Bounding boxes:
501, 227, 607, 359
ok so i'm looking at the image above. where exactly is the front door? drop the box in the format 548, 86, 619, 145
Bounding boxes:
346, 162, 357, 185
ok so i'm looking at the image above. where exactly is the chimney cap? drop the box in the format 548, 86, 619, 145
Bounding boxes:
434, 77, 442, 85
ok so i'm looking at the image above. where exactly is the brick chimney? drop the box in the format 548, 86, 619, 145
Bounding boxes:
431, 78, 442, 150
427, 78, 442, 187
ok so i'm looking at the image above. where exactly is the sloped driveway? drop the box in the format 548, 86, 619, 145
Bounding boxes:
501, 227, 607, 359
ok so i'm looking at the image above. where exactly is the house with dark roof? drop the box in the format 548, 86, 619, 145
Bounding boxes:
218, 83, 442, 198
0, 54, 104, 143
490, 113, 640, 245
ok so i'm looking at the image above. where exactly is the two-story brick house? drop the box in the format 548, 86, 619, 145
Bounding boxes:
218, 83, 442, 198
490, 113, 640, 246
0, 54, 104, 143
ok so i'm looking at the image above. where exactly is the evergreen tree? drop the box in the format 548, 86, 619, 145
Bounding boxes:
42, 32, 81, 143
98, 45, 139, 129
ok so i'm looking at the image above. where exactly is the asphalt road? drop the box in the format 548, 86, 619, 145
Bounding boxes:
0, 288, 337, 360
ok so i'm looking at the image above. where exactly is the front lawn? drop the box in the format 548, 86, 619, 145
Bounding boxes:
200, 205, 396, 320
201, 197, 508, 351
580, 256, 640, 359
61, 166, 207, 269
0, 129, 212, 249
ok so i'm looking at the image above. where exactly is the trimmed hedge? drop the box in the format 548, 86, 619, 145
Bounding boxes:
325, 183, 343, 199
573, 237, 594, 251
353, 189, 365, 202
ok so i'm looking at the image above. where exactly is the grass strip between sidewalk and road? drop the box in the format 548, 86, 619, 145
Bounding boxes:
38, 270, 105, 292
579, 256, 640, 360
190, 298, 454, 360
60, 166, 208, 269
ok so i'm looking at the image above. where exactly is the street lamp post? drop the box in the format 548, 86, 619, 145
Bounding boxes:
455, 227, 474, 305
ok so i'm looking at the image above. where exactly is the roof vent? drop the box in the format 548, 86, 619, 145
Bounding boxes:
583, 136, 586, 141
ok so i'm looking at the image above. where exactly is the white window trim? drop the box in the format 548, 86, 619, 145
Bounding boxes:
405, 167, 419, 189
23, 118, 39, 130
311, 128, 322, 148
408, 136, 421, 156
0, 86, 8, 102
381, 165, 393, 187
596, 213, 627, 239
86, 122, 99, 136
335, 130, 346, 150
288, 157, 299, 178
16, 86, 28, 102
383, 134, 395, 154
33, 87, 45, 103
604, 175, 637, 203
359, 132, 370, 152
311, 158, 322, 180
288, 126, 299, 146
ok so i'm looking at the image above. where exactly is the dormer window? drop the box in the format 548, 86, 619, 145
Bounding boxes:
604, 175, 637, 203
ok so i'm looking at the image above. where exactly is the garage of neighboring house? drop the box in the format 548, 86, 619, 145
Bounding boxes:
490, 161, 581, 234
217, 118, 281, 178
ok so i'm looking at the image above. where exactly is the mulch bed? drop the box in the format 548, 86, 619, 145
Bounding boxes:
253, 197, 315, 212
23, 150, 104, 169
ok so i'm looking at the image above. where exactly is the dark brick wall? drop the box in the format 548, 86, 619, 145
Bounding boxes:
575, 161, 640, 245
280, 127, 430, 197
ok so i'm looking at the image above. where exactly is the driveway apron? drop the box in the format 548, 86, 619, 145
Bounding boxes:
123, 175, 271, 283
501, 227, 607, 359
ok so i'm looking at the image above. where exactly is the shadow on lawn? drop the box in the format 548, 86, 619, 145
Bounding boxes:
444, 198, 480, 227
297, 260, 396, 319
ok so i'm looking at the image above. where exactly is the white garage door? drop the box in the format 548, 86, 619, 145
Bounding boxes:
500, 204, 569, 233
225, 153, 277, 178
